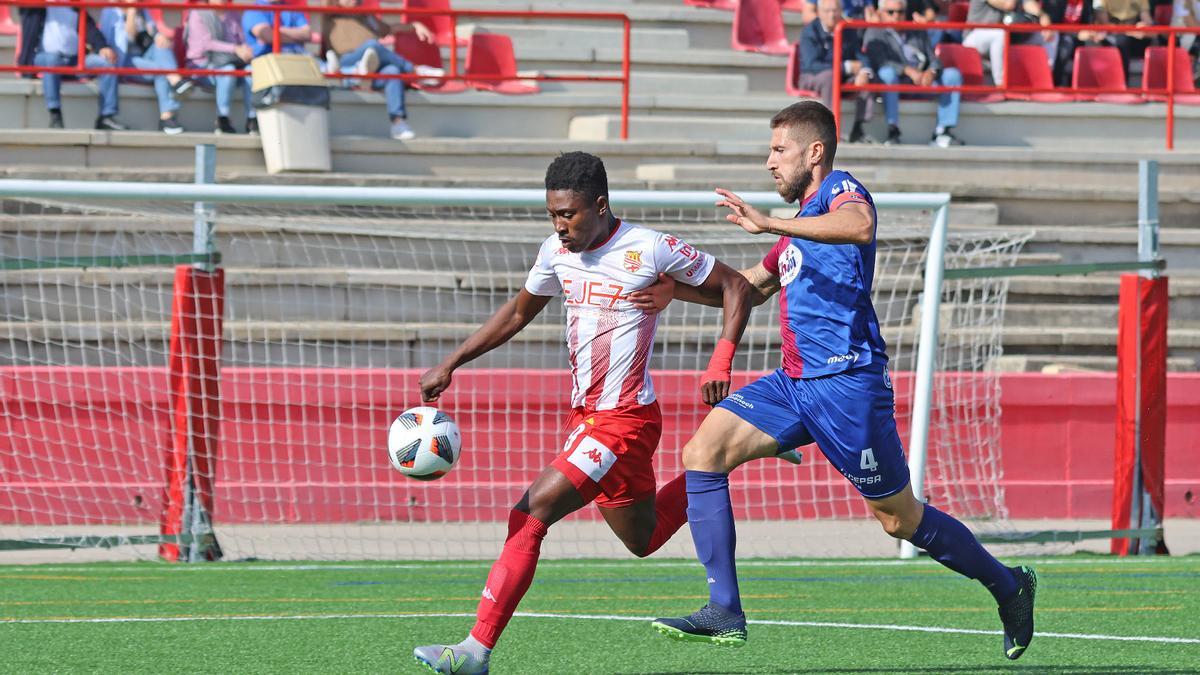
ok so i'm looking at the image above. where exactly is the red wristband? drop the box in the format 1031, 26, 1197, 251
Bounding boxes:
703, 338, 737, 383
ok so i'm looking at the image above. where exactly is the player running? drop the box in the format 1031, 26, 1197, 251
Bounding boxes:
412, 151, 756, 674
638, 101, 1037, 660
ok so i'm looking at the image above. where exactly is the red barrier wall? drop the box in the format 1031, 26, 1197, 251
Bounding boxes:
2, 368, 1198, 525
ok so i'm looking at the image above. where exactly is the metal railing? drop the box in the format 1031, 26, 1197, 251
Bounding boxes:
832, 20, 1200, 149
1, 0, 632, 139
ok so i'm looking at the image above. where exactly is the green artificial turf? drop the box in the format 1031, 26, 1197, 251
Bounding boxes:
1, 556, 1197, 673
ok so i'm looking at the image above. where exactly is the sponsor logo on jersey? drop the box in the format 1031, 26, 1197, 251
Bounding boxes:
826, 351, 860, 365
778, 244, 803, 286
566, 436, 618, 482
685, 256, 707, 278
555, 246, 569, 255
623, 250, 643, 273
882, 369, 893, 390
482, 587, 497, 602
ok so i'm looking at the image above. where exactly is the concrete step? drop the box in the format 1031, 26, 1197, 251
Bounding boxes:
5, 320, 1198, 369
457, 23, 692, 52
990, 354, 1198, 372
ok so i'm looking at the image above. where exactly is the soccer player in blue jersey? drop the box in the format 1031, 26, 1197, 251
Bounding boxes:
638, 101, 1037, 660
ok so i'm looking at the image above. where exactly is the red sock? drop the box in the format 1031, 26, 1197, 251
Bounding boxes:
470, 509, 548, 648
643, 473, 688, 557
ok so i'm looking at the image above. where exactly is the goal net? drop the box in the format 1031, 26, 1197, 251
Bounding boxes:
0, 182, 1028, 561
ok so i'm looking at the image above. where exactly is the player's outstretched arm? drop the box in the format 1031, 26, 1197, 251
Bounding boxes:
695, 260, 755, 405
420, 289, 552, 402
716, 187, 875, 245
630, 262, 778, 311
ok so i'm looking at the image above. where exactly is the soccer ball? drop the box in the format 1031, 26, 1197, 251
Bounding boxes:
387, 406, 462, 481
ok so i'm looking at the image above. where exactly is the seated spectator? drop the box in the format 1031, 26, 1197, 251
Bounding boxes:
802, 0, 881, 25
320, 0, 445, 140
1173, 0, 1200, 82
963, 0, 1049, 84
1097, 0, 1155, 79
866, 0, 965, 146
17, 4, 126, 130
186, 0, 259, 134
243, 0, 313, 58
1042, 0, 1101, 85
799, 0, 876, 142
100, 3, 192, 135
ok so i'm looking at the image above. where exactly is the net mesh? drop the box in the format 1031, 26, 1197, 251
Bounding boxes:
0, 191, 1028, 560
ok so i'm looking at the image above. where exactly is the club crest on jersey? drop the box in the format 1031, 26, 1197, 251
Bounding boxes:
778, 244, 803, 285
623, 250, 643, 273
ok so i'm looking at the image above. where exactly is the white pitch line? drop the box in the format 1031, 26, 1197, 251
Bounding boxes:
2, 556, 1189, 574
2, 611, 1198, 645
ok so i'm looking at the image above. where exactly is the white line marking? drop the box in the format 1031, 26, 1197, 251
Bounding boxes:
2, 557, 1191, 574
2, 611, 1197, 645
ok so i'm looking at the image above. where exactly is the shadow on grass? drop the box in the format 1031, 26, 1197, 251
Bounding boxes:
624, 662, 1195, 667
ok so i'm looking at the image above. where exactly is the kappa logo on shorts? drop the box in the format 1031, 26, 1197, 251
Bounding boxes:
567, 436, 618, 482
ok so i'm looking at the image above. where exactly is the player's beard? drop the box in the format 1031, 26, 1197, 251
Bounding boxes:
778, 165, 814, 204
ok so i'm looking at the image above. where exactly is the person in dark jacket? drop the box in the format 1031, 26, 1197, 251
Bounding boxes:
1042, 0, 1100, 86
799, 0, 876, 142
18, 5, 127, 130
865, 0, 965, 146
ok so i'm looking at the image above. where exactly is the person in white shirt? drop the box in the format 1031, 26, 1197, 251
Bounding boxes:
412, 151, 755, 675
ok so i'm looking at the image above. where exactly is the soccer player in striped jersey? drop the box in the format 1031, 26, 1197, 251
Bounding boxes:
639, 102, 1037, 660
412, 152, 755, 674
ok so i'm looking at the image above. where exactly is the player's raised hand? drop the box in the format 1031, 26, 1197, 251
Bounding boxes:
715, 188, 770, 235
419, 364, 453, 402
627, 273, 675, 315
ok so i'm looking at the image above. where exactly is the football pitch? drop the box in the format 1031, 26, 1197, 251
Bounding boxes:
1, 556, 1198, 674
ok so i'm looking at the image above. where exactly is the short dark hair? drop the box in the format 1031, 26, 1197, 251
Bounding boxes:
544, 151, 609, 204
770, 101, 838, 165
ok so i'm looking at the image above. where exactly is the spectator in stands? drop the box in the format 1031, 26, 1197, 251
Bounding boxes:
800, 0, 876, 142
1042, 0, 1100, 85
17, 4, 126, 130
186, 0, 259, 134
963, 0, 1050, 84
100, 3, 192, 135
866, 0, 965, 146
320, 0, 445, 140
1096, 0, 1155, 79
802, 0, 881, 25
243, 0, 312, 58
1173, 0, 1200, 82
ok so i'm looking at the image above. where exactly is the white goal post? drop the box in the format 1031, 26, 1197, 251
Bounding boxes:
0, 174, 1026, 562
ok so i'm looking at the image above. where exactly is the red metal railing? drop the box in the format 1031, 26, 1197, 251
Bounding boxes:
832, 20, 1200, 150
1, 0, 632, 139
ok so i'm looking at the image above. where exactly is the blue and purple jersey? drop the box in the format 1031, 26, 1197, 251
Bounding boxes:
762, 170, 888, 379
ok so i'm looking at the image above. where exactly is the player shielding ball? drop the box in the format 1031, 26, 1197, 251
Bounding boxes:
412, 152, 755, 674
639, 102, 1037, 660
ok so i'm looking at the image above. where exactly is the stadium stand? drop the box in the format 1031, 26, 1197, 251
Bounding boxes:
935, 43, 1005, 102
403, 0, 468, 46
463, 32, 539, 94
1073, 45, 1147, 103
1143, 45, 1200, 103
1004, 44, 1076, 102
731, 0, 791, 53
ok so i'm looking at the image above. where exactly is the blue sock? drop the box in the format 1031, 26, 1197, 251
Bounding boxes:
685, 470, 741, 615
908, 503, 1018, 603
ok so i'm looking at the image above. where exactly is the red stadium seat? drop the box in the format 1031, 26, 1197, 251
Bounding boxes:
935, 43, 1004, 101
780, 0, 810, 12
785, 42, 819, 97
394, 30, 468, 93
1, 5, 19, 35
948, 1, 969, 22
403, 0, 467, 47
685, 0, 738, 10
1072, 45, 1143, 103
1152, 3, 1172, 24
465, 33, 539, 95
732, 0, 791, 54
1004, 44, 1074, 101
1142, 46, 1200, 104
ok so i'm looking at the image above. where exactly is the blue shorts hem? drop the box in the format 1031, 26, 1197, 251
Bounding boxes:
714, 397, 792, 451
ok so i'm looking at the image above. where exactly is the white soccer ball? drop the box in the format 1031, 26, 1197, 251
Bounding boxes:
387, 406, 462, 481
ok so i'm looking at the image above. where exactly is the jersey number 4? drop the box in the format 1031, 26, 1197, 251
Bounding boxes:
859, 448, 879, 472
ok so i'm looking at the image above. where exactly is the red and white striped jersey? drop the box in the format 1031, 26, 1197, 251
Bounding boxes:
524, 220, 715, 411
